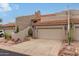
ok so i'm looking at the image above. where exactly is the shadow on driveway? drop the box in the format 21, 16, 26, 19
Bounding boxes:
0, 49, 30, 56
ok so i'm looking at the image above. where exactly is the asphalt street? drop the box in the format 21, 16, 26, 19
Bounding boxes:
0, 49, 30, 56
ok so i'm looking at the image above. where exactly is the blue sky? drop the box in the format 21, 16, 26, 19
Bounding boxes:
0, 3, 79, 24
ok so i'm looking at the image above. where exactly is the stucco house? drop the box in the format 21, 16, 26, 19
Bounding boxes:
32, 10, 79, 41
13, 10, 79, 41
3, 23, 15, 30
2, 23, 15, 34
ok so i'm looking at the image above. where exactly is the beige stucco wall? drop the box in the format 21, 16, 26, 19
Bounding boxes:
41, 11, 67, 22
16, 15, 34, 31
41, 15, 67, 22
69, 10, 79, 19
12, 15, 34, 41
12, 26, 30, 41
41, 10, 79, 22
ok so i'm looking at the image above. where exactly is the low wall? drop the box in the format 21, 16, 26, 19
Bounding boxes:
12, 27, 30, 41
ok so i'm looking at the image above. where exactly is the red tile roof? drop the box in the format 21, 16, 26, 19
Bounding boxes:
33, 20, 67, 26
3, 23, 15, 27
33, 19, 79, 26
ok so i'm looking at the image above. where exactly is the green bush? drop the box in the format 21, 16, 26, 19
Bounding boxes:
28, 28, 33, 37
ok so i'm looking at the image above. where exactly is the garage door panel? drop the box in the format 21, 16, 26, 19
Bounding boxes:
75, 28, 79, 40
37, 29, 65, 40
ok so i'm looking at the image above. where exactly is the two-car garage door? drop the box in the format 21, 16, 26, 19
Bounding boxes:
37, 27, 65, 40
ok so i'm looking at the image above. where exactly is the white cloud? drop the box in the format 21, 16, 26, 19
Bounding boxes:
0, 3, 12, 12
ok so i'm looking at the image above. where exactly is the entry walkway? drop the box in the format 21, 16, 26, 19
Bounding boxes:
0, 39, 63, 56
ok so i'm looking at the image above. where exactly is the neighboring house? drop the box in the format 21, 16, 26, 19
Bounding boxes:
3, 23, 15, 33
3, 23, 15, 30
0, 23, 15, 31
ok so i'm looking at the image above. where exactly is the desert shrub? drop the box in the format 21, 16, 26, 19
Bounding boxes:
28, 28, 33, 37
4, 32, 12, 40
67, 32, 71, 45
67, 23, 74, 45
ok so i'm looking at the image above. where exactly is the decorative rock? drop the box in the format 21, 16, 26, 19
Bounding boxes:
58, 45, 78, 56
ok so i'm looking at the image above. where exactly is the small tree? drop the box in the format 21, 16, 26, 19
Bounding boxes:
15, 26, 19, 33
28, 28, 33, 37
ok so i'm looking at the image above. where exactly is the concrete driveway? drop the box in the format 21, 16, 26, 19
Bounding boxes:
0, 39, 63, 56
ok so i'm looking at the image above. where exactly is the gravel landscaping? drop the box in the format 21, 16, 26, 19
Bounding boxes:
0, 37, 16, 47
58, 41, 79, 56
